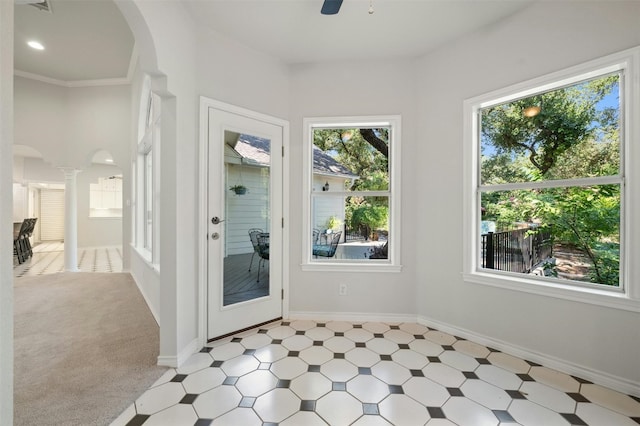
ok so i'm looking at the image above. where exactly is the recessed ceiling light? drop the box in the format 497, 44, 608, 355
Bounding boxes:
27, 40, 45, 50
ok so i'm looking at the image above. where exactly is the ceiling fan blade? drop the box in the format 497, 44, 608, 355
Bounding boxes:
321, 0, 343, 15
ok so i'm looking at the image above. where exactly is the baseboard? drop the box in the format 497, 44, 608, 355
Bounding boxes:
418, 315, 640, 398
288, 310, 417, 324
157, 338, 199, 368
129, 271, 160, 326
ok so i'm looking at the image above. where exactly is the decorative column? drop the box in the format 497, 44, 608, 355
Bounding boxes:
61, 168, 80, 272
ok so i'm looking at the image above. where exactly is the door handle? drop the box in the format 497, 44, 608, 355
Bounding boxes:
211, 216, 225, 225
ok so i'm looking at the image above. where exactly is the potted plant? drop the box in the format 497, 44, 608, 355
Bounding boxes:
325, 216, 343, 231
229, 184, 247, 195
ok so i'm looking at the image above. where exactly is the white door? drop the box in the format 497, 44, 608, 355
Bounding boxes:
40, 188, 65, 241
207, 106, 283, 339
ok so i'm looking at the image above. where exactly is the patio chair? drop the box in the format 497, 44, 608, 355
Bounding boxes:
248, 228, 263, 272
368, 241, 388, 259
23, 218, 37, 258
13, 218, 36, 264
256, 233, 269, 283
313, 231, 341, 258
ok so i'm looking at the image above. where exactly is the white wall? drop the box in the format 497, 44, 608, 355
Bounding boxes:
12, 182, 27, 222
414, 1, 640, 391
225, 164, 269, 256
77, 164, 123, 247
195, 26, 290, 120
289, 59, 418, 317
13, 77, 68, 165
118, 0, 291, 365
0, 1, 14, 422
312, 175, 347, 232
124, 0, 199, 365
14, 77, 131, 169
13, 77, 130, 249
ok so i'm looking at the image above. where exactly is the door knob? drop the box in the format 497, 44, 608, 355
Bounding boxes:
211, 232, 220, 240
211, 216, 225, 225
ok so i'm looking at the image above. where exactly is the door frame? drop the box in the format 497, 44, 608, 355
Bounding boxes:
197, 97, 290, 347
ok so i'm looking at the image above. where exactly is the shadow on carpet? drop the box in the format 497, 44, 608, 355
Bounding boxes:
14, 272, 167, 426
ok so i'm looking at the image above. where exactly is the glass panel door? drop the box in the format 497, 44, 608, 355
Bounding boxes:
223, 132, 271, 306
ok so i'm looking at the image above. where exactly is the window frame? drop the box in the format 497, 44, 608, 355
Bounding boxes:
301, 115, 402, 272
133, 76, 160, 267
463, 47, 640, 312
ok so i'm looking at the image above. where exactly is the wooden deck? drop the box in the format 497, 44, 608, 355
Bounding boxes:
224, 252, 269, 306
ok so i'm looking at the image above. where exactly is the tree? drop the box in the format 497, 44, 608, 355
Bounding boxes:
313, 128, 390, 237
481, 75, 618, 176
546, 185, 620, 285
480, 74, 621, 285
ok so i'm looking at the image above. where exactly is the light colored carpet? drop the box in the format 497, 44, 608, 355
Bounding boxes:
14, 272, 167, 426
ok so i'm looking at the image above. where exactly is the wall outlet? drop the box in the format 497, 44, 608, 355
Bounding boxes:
339, 283, 348, 296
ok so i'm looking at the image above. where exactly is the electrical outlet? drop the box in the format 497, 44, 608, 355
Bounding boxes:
339, 283, 348, 296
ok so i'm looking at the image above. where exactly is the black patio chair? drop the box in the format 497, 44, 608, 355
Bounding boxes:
248, 228, 263, 272
312, 231, 341, 258
256, 233, 269, 283
13, 218, 36, 264
368, 241, 388, 259
24, 218, 37, 258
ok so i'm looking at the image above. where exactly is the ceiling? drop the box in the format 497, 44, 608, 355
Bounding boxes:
13, 0, 534, 84
183, 0, 533, 65
14, 0, 135, 83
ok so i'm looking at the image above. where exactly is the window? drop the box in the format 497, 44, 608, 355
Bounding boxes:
134, 75, 160, 265
89, 175, 123, 218
302, 116, 401, 272
143, 150, 153, 250
464, 47, 640, 308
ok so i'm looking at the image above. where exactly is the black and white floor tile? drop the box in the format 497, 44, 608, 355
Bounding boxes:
13, 241, 123, 277
112, 320, 640, 426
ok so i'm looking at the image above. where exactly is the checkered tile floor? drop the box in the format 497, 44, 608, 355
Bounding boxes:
13, 241, 123, 277
112, 320, 640, 425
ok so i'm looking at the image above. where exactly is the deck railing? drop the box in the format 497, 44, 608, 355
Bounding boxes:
481, 227, 553, 273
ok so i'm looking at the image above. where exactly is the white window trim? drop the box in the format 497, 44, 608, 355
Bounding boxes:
133, 77, 160, 268
301, 115, 402, 273
463, 46, 640, 313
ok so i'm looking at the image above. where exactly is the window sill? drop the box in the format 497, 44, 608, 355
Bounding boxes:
131, 243, 159, 273
302, 262, 402, 273
463, 271, 640, 313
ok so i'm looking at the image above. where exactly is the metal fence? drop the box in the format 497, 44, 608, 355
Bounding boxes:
481, 227, 553, 273
344, 224, 367, 242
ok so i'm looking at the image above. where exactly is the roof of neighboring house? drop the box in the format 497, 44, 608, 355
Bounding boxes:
233, 134, 270, 166
311, 145, 358, 179
232, 134, 358, 179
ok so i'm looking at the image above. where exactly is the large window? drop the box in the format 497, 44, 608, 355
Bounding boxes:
464, 48, 640, 308
134, 75, 160, 265
302, 116, 401, 271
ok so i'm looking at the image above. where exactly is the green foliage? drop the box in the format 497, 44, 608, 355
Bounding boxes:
480, 74, 621, 286
229, 184, 247, 194
313, 128, 389, 192
546, 185, 620, 285
314, 128, 390, 237
325, 216, 342, 231
481, 74, 618, 176
350, 204, 388, 239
